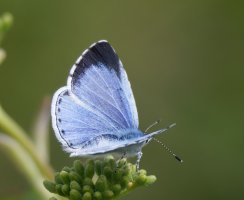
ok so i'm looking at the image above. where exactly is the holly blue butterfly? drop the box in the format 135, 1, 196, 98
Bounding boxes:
51, 40, 180, 168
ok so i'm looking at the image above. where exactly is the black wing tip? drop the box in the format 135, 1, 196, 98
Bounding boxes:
73, 40, 121, 79
76, 39, 118, 65
75, 40, 111, 64
89, 40, 115, 54
88, 39, 111, 52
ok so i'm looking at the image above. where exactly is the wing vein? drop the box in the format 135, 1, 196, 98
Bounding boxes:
78, 83, 127, 128
93, 66, 131, 127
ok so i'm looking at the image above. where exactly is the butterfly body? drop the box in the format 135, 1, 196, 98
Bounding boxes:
68, 129, 148, 158
51, 40, 171, 162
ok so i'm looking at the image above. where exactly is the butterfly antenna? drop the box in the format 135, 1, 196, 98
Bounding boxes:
153, 137, 183, 163
145, 119, 161, 133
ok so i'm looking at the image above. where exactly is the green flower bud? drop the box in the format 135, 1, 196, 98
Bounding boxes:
43, 180, 56, 193
70, 180, 82, 192
62, 166, 71, 172
127, 181, 134, 189
69, 171, 82, 184
62, 184, 70, 196
69, 189, 82, 200
104, 155, 114, 162
85, 160, 95, 178
145, 175, 157, 185
135, 174, 147, 185
73, 160, 84, 177
131, 164, 137, 173
103, 166, 113, 179
83, 192, 92, 200
138, 169, 147, 176
93, 191, 102, 200
121, 176, 130, 189
54, 172, 63, 184
55, 184, 64, 196
112, 168, 123, 182
83, 177, 93, 186
60, 170, 70, 184
95, 160, 103, 175
44, 156, 157, 200
95, 175, 108, 192
124, 164, 132, 176
102, 190, 114, 199
82, 185, 93, 194
104, 155, 116, 169
112, 184, 122, 195
117, 158, 127, 168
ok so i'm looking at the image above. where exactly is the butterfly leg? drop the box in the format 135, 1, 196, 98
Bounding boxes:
120, 151, 127, 160
116, 152, 127, 167
115, 152, 127, 173
136, 151, 143, 171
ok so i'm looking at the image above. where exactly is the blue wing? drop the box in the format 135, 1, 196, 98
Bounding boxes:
51, 87, 118, 153
67, 40, 138, 129
51, 40, 139, 154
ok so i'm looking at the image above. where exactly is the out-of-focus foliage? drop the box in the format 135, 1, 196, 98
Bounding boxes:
0, 1, 243, 200
0, 12, 13, 64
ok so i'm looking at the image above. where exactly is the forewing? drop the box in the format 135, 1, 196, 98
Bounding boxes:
67, 40, 139, 130
51, 87, 117, 152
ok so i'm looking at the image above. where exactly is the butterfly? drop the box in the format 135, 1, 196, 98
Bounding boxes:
51, 40, 180, 168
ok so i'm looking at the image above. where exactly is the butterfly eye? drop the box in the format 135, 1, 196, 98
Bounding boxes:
145, 139, 149, 144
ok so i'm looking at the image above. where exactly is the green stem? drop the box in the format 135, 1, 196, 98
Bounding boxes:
0, 134, 51, 199
0, 105, 53, 179
33, 97, 51, 163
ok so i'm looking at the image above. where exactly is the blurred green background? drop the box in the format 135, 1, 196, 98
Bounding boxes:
0, 0, 244, 199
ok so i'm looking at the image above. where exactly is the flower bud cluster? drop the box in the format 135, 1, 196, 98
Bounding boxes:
44, 155, 156, 200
